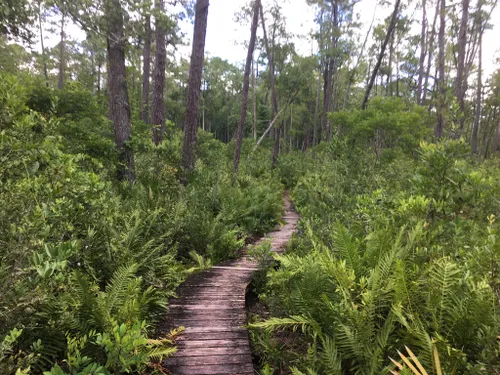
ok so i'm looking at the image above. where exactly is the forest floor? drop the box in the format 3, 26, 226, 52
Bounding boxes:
159, 196, 299, 375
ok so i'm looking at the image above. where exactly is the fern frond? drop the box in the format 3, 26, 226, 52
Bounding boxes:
320, 337, 342, 375
250, 315, 322, 339
428, 258, 460, 330
104, 263, 139, 313
146, 346, 177, 360
330, 221, 361, 277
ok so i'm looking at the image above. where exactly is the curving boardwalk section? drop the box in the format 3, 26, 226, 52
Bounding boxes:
162, 197, 299, 375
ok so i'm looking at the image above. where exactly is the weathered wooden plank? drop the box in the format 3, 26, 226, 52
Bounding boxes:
167, 354, 252, 366
181, 283, 248, 288
168, 367, 254, 375
180, 331, 249, 340
176, 339, 249, 348
182, 326, 248, 333
170, 304, 245, 310
211, 266, 258, 271
168, 309, 245, 317
168, 319, 246, 327
171, 346, 251, 356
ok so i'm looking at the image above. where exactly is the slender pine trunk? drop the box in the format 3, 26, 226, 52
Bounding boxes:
182, 0, 209, 171
58, 6, 65, 90
151, 0, 167, 145
362, 0, 401, 109
233, 0, 260, 174
417, 0, 427, 104
38, 1, 49, 86
105, 0, 134, 182
471, 3, 482, 155
435, 0, 446, 138
141, 8, 151, 124
423, 0, 439, 105
456, 0, 469, 132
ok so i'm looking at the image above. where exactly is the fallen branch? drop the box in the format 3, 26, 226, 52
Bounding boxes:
253, 108, 285, 152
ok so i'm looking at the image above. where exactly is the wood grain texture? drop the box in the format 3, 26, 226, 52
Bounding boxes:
160, 197, 299, 374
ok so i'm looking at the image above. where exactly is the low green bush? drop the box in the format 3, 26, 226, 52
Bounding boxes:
0, 73, 283, 374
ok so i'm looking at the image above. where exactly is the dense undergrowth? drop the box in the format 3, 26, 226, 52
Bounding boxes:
251, 105, 500, 374
0, 73, 283, 375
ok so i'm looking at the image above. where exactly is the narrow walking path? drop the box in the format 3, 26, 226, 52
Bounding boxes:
161, 197, 299, 375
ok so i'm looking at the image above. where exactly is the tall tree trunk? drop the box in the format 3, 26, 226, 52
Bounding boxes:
493, 109, 500, 153
151, 0, 167, 145
97, 62, 101, 96
417, 0, 427, 104
259, 3, 278, 128
272, 125, 281, 167
386, 32, 394, 97
362, 0, 401, 109
471, 2, 482, 155
38, 5, 49, 87
105, 0, 134, 182
58, 5, 65, 90
423, 0, 439, 104
312, 8, 325, 145
435, 0, 446, 138
483, 109, 496, 159
312, 60, 322, 146
396, 36, 400, 97
252, 58, 257, 139
38, 1, 49, 86
182, 0, 209, 171
90, 50, 96, 95
233, 0, 260, 174
344, 4, 376, 109
303, 101, 313, 151
260, 1, 282, 167
321, 1, 338, 140
141, 7, 152, 124
456, 0, 469, 132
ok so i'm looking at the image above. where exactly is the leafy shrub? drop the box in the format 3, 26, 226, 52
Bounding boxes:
0, 73, 284, 374
252, 137, 500, 374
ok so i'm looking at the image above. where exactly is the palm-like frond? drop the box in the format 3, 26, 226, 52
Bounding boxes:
250, 315, 322, 339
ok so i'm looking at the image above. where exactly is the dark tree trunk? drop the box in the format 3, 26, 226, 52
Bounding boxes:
272, 123, 281, 167
344, 6, 375, 109
105, 0, 134, 182
260, 2, 281, 165
321, 1, 338, 141
493, 109, 500, 153
423, 0, 439, 104
97, 62, 101, 96
38, 1, 49, 86
417, 0, 426, 104
483, 109, 496, 159
181, 0, 209, 171
362, 0, 401, 109
312, 61, 322, 146
141, 8, 152, 124
233, 0, 260, 174
386, 31, 394, 97
252, 58, 257, 139
456, 0, 469, 132
58, 6, 65, 90
151, 0, 167, 145
435, 0, 446, 138
313, 8, 325, 146
303, 99, 314, 151
259, 3, 278, 126
471, 1, 482, 154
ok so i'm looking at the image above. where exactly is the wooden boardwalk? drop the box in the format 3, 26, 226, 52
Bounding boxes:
162, 197, 299, 375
